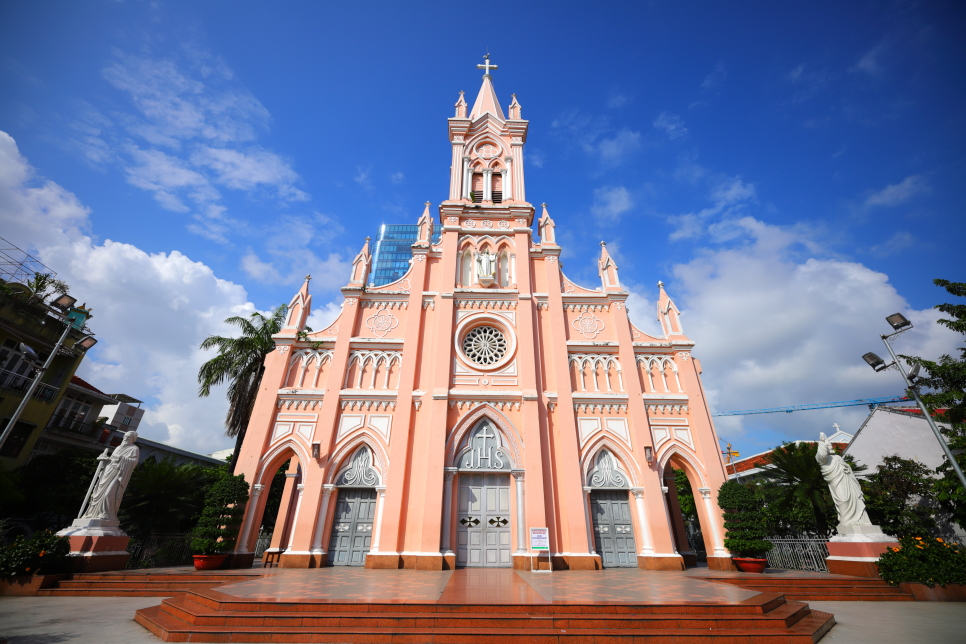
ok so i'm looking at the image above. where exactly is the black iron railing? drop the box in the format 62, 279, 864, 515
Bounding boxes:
0, 367, 59, 402
126, 533, 194, 569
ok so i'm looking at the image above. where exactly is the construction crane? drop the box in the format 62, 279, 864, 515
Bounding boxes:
711, 395, 910, 417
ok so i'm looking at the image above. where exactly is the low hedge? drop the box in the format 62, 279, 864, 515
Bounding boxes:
877, 535, 966, 588
0, 530, 70, 577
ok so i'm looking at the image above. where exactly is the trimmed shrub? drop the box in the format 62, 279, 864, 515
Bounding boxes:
717, 480, 773, 558
0, 530, 70, 577
877, 535, 966, 588
190, 472, 249, 556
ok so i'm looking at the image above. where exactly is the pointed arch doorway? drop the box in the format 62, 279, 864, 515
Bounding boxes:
586, 449, 637, 568
454, 419, 515, 567
327, 446, 380, 566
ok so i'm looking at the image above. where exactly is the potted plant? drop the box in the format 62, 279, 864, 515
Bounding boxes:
0, 530, 71, 595
189, 472, 249, 570
718, 480, 773, 573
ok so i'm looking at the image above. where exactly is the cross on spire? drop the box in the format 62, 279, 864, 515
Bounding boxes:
477, 53, 498, 76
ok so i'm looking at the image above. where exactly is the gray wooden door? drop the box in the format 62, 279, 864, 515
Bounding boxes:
590, 490, 637, 568
328, 488, 376, 566
456, 473, 511, 567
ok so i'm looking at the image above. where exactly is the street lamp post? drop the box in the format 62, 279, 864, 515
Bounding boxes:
862, 313, 966, 493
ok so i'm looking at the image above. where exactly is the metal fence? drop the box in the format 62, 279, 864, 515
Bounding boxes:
254, 528, 273, 558
765, 535, 830, 572
126, 533, 194, 569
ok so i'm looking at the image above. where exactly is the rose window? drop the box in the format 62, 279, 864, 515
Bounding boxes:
462, 326, 507, 365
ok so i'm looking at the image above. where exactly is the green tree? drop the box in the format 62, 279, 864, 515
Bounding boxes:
14, 449, 97, 531
25, 272, 70, 304
717, 480, 773, 557
862, 455, 937, 538
119, 457, 221, 539
190, 471, 250, 556
900, 279, 966, 527
260, 460, 290, 532
198, 306, 288, 473
673, 468, 697, 523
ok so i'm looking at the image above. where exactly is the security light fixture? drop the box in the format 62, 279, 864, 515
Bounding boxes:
51, 293, 78, 309
17, 343, 39, 364
907, 363, 921, 383
644, 446, 654, 464
312, 442, 321, 459
886, 312, 912, 331
76, 336, 98, 350
862, 352, 890, 372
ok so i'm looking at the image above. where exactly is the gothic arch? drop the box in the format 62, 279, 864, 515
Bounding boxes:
255, 440, 309, 488
445, 404, 522, 469
465, 132, 507, 156
284, 349, 334, 387
331, 444, 382, 487
580, 435, 642, 488
325, 431, 389, 486
657, 443, 709, 489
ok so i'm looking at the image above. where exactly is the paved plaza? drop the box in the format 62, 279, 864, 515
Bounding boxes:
1, 567, 964, 642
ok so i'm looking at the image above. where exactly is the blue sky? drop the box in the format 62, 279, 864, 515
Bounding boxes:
1, 1, 963, 458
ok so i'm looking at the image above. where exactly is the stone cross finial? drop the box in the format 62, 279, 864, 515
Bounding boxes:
425, 201, 431, 206
832, 423, 840, 433
477, 54, 498, 76
305, 274, 312, 282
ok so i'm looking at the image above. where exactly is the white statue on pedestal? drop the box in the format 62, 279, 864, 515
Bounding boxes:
475, 250, 496, 280
75, 430, 139, 526
815, 432, 895, 542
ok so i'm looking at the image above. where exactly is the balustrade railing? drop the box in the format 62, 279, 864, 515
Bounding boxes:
126, 533, 194, 569
765, 535, 830, 572
0, 367, 59, 402
255, 528, 273, 558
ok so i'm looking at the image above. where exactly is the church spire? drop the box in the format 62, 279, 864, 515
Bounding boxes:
657, 281, 685, 338
281, 274, 312, 334
470, 54, 506, 121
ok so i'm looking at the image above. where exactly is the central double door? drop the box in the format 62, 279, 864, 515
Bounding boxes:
328, 488, 376, 566
590, 490, 637, 567
456, 473, 511, 567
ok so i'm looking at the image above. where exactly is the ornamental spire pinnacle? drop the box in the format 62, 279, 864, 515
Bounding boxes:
470, 54, 505, 121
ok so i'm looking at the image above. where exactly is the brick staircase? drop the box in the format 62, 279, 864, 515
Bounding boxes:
135, 589, 836, 643
36, 571, 264, 597
703, 575, 916, 601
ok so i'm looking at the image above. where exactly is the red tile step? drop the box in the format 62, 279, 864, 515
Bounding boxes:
134, 589, 836, 643
36, 572, 264, 597
702, 576, 915, 601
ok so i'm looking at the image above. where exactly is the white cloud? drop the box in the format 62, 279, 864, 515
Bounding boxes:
653, 112, 689, 140
191, 146, 307, 200
851, 44, 887, 76
551, 110, 640, 167
607, 93, 631, 108
864, 175, 929, 208
591, 186, 634, 224
0, 129, 258, 455
701, 62, 727, 91
667, 217, 960, 449
869, 231, 917, 257
354, 166, 371, 189
667, 176, 757, 240
596, 129, 641, 166
390, 172, 405, 185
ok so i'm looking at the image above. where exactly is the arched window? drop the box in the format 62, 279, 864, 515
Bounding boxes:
497, 251, 509, 287
461, 250, 474, 287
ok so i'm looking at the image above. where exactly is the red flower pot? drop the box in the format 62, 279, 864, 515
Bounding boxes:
192, 555, 228, 571
732, 557, 768, 573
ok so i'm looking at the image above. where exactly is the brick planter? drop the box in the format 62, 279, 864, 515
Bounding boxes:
899, 582, 966, 601
0, 574, 70, 596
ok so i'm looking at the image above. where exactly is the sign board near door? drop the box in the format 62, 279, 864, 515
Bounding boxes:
530, 527, 549, 551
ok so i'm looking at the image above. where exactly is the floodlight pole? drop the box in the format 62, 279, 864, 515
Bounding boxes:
0, 316, 72, 454
880, 332, 966, 492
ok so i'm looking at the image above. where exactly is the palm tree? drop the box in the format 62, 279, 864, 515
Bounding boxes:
198, 306, 288, 473
759, 441, 840, 536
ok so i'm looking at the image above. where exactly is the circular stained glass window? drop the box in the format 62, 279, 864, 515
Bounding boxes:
462, 326, 507, 366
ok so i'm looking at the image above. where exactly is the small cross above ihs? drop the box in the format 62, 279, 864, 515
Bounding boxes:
477, 53, 498, 76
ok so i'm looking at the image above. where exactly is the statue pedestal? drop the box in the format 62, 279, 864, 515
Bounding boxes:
825, 524, 898, 578
57, 518, 131, 573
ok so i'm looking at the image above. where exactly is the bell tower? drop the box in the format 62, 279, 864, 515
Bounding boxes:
447, 55, 530, 205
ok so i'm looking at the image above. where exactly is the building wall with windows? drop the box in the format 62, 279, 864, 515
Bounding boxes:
371, 224, 441, 286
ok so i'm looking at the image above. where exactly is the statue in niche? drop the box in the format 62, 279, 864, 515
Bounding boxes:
475, 249, 496, 280
815, 432, 871, 528
80, 430, 140, 523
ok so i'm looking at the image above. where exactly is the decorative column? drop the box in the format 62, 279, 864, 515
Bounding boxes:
513, 470, 526, 553
631, 488, 654, 555
697, 488, 728, 557
511, 140, 525, 202
371, 486, 388, 553
483, 169, 493, 202
235, 484, 264, 554
660, 485, 678, 553
441, 469, 457, 555
450, 141, 465, 200
462, 156, 471, 200
583, 487, 596, 554
310, 485, 336, 554
503, 158, 513, 201
286, 484, 306, 550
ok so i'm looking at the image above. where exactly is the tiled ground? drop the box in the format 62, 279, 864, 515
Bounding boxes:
213, 567, 760, 605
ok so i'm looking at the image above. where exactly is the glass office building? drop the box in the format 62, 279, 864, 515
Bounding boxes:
370, 223, 441, 286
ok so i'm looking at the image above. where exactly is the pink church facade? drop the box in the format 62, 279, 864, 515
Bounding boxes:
231, 61, 734, 572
